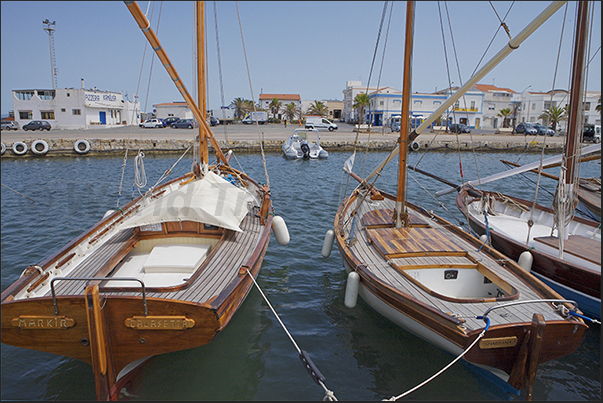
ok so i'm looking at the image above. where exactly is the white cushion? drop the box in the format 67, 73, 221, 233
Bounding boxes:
143, 244, 210, 273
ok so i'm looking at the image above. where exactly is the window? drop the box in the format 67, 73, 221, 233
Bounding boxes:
413, 100, 422, 107
433, 101, 441, 106
583, 102, 591, 111
15, 91, 34, 101
454, 101, 460, 108
38, 90, 55, 100
40, 111, 55, 119
19, 111, 33, 119
488, 105, 495, 110
72, 109, 81, 115
379, 100, 384, 106
532, 103, 536, 110
471, 101, 475, 109
61, 108, 66, 112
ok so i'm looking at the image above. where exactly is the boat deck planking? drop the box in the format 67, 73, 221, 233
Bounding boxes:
344, 196, 567, 333
45, 213, 262, 306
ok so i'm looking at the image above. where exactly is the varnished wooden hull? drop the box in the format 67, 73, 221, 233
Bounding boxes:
334, 186, 588, 396
1, 167, 273, 400
456, 187, 601, 320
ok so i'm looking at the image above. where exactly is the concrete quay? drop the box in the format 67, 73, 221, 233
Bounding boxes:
1, 122, 568, 158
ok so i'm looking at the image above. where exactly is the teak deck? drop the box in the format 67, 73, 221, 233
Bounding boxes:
46, 213, 262, 305
343, 197, 565, 332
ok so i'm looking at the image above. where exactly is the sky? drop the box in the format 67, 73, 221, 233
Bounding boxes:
1, 1, 601, 117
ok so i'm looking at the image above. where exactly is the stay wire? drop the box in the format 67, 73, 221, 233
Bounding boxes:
235, 1, 270, 188
213, 1, 229, 143
245, 269, 338, 401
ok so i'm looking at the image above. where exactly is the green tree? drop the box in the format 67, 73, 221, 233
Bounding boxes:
284, 102, 298, 122
353, 93, 370, 124
539, 105, 567, 132
230, 97, 250, 120
306, 100, 329, 117
497, 108, 513, 128
596, 97, 601, 114
269, 98, 282, 119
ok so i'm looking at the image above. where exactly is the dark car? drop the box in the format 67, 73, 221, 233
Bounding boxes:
163, 117, 180, 126
533, 123, 555, 136
449, 123, 471, 133
209, 116, 220, 126
23, 120, 51, 131
171, 118, 195, 129
515, 122, 538, 135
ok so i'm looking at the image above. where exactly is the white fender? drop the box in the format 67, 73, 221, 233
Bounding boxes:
344, 271, 360, 308
74, 139, 91, 154
518, 250, 533, 272
103, 210, 115, 219
31, 139, 50, 155
272, 215, 290, 246
410, 141, 420, 151
12, 141, 28, 155
321, 229, 335, 258
479, 234, 489, 244
1, 142, 6, 155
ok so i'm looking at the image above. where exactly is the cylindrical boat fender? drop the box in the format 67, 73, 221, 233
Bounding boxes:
272, 215, 290, 246
518, 250, 533, 272
74, 139, 91, 154
103, 210, 115, 219
344, 271, 360, 308
321, 229, 335, 258
479, 234, 489, 245
12, 141, 28, 155
31, 139, 49, 155
410, 141, 420, 151
1, 142, 6, 155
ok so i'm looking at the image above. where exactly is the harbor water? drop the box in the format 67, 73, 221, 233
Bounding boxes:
1, 148, 600, 400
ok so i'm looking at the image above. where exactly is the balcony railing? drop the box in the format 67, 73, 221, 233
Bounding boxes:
453, 107, 478, 112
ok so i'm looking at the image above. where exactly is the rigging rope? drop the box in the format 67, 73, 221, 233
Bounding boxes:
212, 1, 229, 144
235, 1, 270, 189
245, 269, 338, 401
133, 151, 147, 192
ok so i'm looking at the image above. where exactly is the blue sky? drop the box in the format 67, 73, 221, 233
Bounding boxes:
1, 1, 600, 116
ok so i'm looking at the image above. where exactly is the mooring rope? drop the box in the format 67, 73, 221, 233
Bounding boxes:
245, 268, 338, 401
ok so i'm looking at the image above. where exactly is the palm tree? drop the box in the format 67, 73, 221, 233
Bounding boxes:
230, 97, 249, 120
539, 105, 567, 132
353, 93, 370, 124
306, 100, 329, 117
497, 108, 513, 128
596, 97, 601, 114
284, 102, 297, 122
269, 98, 282, 119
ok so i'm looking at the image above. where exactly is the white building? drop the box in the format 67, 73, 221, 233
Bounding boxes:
342, 81, 381, 123
517, 89, 601, 132
12, 80, 140, 130
473, 84, 516, 129
153, 102, 194, 120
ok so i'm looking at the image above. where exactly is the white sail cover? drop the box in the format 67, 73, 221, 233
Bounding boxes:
121, 171, 249, 232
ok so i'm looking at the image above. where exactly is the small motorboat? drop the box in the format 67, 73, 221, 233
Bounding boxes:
282, 128, 328, 159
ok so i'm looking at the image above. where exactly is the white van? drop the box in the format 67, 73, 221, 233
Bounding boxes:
305, 116, 338, 131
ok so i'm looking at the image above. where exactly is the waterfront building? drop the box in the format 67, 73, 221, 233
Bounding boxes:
473, 84, 516, 129
153, 101, 194, 120
342, 81, 381, 124
11, 80, 140, 130
259, 93, 301, 120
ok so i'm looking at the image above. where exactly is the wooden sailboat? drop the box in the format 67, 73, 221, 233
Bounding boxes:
329, 2, 588, 399
455, 1, 601, 321
1, 1, 288, 400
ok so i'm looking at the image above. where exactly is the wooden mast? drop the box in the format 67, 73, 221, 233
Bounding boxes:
394, 1, 415, 229
124, 0, 227, 166
197, 1, 209, 165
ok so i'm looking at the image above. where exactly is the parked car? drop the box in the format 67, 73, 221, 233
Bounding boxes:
158, 118, 167, 127
22, 120, 51, 131
140, 118, 164, 128
171, 118, 195, 129
163, 117, 180, 126
533, 123, 555, 136
449, 123, 471, 133
515, 122, 538, 135
1, 121, 19, 131
583, 123, 601, 143
209, 116, 220, 126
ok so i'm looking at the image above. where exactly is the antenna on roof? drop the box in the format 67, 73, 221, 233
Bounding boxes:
42, 19, 58, 90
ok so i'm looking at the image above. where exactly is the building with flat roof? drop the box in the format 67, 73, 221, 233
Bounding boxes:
11, 79, 139, 130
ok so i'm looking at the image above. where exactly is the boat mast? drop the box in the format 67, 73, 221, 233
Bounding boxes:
559, 0, 589, 241
124, 1, 227, 166
395, 1, 415, 229
197, 1, 209, 167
